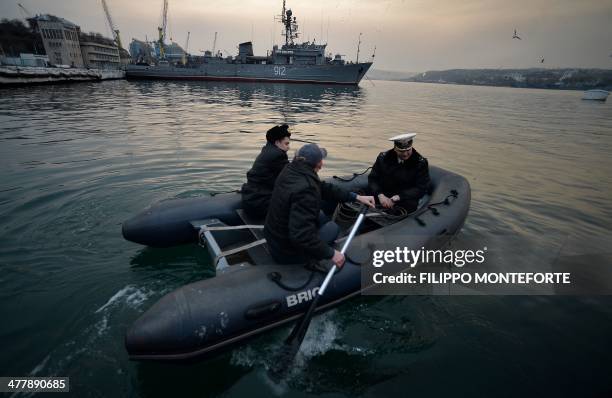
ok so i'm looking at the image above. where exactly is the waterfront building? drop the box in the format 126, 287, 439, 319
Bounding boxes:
159, 41, 186, 63
79, 32, 121, 69
29, 14, 84, 67
129, 39, 155, 64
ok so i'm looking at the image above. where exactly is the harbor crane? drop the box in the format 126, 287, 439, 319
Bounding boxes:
18, 3, 43, 54
18, 3, 33, 19
101, 0, 123, 50
158, 0, 168, 58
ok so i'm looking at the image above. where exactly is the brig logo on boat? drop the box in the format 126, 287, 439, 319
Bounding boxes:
286, 287, 319, 307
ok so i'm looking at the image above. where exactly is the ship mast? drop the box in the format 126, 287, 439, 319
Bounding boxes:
280, 0, 299, 46
356, 32, 362, 63
158, 0, 168, 59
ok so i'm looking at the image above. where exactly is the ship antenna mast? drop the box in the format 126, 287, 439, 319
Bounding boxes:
280, 0, 299, 45
356, 32, 362, 63
158, 0, 168, 59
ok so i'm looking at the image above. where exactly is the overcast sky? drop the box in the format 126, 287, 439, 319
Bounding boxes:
2, 0, 611, 71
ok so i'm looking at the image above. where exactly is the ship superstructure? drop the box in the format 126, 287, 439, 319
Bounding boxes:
126, 1, 372, 85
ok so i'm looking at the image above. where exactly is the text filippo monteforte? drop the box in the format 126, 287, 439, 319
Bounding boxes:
370, 247, 572, 288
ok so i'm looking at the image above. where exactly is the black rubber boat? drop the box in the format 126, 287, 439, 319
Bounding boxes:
123, 166, 470, 361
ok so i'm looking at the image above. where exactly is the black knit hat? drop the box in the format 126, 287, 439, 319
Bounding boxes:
266, 124, 291, 143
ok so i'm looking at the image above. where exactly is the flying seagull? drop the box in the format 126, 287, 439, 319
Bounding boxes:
512, 29, 521, 40
540, 57, 544, 63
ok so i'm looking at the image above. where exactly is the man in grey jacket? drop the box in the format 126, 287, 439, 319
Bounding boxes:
264, 143, 375, 267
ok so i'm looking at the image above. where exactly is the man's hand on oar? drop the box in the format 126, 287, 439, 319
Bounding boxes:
268, 205, 369, 382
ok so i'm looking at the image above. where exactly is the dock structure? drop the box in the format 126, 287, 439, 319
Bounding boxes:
0, 66, 124, 86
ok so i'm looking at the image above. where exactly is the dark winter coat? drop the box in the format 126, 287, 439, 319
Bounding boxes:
367, 148, 430, 212
264, 160, 353, 264
241, 142, 289, 218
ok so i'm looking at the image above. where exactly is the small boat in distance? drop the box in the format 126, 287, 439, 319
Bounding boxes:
582, 89, 609, 101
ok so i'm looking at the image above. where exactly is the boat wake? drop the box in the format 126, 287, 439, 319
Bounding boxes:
95, 284, 155, 313
231, 310, 342, 370
15, 284, 167, 397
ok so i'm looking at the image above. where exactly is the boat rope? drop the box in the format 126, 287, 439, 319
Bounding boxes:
426, 189, 459, 207
210, 189, 241, 197
335, 189, 459, 227
267, 261, 330, 291
335, 201, 408, 227
268, 270, 314, 292
210, 166, 373, 196
414, 190, 459, 226
332, 167, 372, 182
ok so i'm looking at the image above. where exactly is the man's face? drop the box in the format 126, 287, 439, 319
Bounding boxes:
275, 137, 290, 152
314, 159, 323, 173
395, 146, 413, 161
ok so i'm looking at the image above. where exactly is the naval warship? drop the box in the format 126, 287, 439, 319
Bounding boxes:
126, 1, 373, 85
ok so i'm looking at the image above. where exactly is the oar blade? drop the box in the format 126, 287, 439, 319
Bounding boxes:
268, 295, 320, 381
267, 205, 369, 382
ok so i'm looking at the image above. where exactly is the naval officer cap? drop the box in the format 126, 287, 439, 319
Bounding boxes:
389, 132, 416, 150
295, 143, 328, 167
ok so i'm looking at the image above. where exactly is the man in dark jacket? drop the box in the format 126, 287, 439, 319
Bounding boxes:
368, 133, 430, 213
264, 143, 375, 267
241, 124, 291, 218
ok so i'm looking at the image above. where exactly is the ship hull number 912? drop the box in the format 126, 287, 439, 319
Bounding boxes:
273, 66, 287, 76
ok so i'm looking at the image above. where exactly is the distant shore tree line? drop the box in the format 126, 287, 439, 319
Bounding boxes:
407, 68, 612, 90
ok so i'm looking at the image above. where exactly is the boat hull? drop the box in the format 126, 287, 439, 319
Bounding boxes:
582, 89, 609, 101
124, 167, 471, 361
125, 62, 373, 85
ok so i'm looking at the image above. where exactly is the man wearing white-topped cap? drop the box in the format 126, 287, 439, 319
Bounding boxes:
367, 132, 430, 213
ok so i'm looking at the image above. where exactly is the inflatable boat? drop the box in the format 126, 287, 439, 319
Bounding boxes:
123, 166, 470, 361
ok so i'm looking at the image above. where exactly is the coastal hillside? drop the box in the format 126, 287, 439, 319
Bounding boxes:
407, 68, 612, 90
366, 69, 418, 82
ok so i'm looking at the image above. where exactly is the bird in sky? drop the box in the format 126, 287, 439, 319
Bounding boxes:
540, 57, 544, 63
512, 29, 521, 40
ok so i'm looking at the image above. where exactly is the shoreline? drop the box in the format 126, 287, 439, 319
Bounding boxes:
391, 79, 612, 92
0, 66, 125, 86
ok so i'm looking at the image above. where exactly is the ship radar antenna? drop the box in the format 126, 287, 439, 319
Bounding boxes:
280, 0, 299, 45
